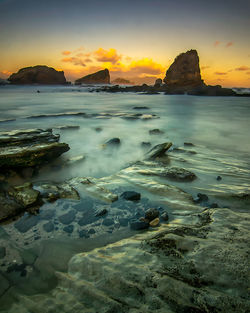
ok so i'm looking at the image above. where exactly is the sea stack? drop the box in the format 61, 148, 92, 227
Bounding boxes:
163, 49, 204, 89
75, 69, 110, 85
8, 65, 67, 84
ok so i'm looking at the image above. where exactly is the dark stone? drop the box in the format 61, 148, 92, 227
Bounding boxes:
149, 129, 164, 135
146, 142, 172, 160
184, 142, 195, 146
95, 208, 108, 217
105, 138, 121, 147
194, 193, 209, 204
78, 230, 90, 238
7, 263, 26, 273
141, 142, 151, 148
74, 198, 94, 212
130, 219, 149, 230
95, 127, 103, 132
43, 221, 54, 232
75, 69, 110, 85
118, 218, 129, 227
14, 215, 39, 233
102, 218, 114, 226
121, 191, 141, 201
216, 176, 222, 181
20, 269, 27, 277
8, 65, 67, 85
133, 106, 150, 110
40, 209, 55, 220
187, 85, 236, 96
0, 247, 6, 259
34, 236, 41, 240
78, 209, 96, 226
145, 208, 160, 221
63, 225, 74, 234
161, 212, 169, 221
88, 228, 96, 234
58, 210, 76, 225
210, 203, 219, 208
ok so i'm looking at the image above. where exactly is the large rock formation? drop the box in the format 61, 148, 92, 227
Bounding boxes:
75, 69, 110, 85
8, 65, 67, 85
163, 49, 203, 88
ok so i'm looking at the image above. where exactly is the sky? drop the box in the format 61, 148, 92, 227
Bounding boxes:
0, 0, 250, 87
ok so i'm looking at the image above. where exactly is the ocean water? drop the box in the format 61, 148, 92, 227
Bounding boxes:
0, 85, 250, 310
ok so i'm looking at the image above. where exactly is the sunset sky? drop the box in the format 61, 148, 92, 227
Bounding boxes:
0, 0, 250, 87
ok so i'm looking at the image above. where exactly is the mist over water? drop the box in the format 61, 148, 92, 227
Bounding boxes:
0, 85, 250, 311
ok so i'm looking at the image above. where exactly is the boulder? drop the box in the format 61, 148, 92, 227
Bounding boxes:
75, 69, 110, 85
145, 142, 172, 160
8, 65, 67, 85
154, 78, 162, 87
163, 49, 204, 89
121, 191, 141, 201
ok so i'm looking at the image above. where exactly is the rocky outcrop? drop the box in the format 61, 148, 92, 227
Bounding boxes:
8, 66, 67, 85
0, 128, 69, 168
111, 78, 133, 85
154, 78, 162, 87
75, 69, 110, 85
163, 49, 204, 88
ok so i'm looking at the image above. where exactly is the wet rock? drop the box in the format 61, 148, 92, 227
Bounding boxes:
36, 182, 80, 202
88, 228, 96, 235
39, 209, 55, 220
63, 225, 74, 234
58, 210, 76, 225
217, 176, 222, 181
14, 215, 39, 233
74, 198, 94, 212
184, 142, 195, 146
163, 167, 196, 182
133, 106, 150, 110
8, 182, 40, 207
104, 138, 121, 147
121, 191, 141, 201
149, 129, 164, 135
8, 65, 67, 85
194, 193, 209, 204
0, 247, 6, 258
149, 217, 160, 227
102, 218, 114, 226
95, 208, 108, 217
210, 203, 219, 208
118, 218, 129, 227
0, 273, 10, 297
145, 142, 172, 160
78, 211, 96, 226
78, 230, 90, 238
43, 221, 54, 232
54, 125, 80, 130
95, 127, 103, 132
130, 219, 149, 230
141, 142, 151, 148
0, 192, 24, 222
145, 208, 160, 221
161, 212, 169, 221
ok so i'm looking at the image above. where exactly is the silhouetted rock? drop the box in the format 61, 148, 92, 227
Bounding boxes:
154, 78, 162, 87
163, 49, 204, 89
121, 191, 141, 201
111, 78, 132, 85
8, 65, 67, 85
187, 84, 236, 96
75, 69, 110, 85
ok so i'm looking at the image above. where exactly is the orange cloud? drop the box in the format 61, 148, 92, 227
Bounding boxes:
94, 48, 121, 64
61, 57, 86, 67
246, 72, 250, 75
214, 41, 220, 47
201, 66, 210, 70
129, 58, 164, 75
235, 66, 250, 71
226, 41, 233, 48
62, 51, 71, 55
214, 72, 227, 75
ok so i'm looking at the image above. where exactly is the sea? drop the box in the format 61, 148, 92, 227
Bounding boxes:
0, 84, 250, 310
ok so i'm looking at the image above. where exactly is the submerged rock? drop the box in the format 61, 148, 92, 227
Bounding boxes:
145, 142, 172, 160
75, 69, 110, 85
121, 191, 141, 201
145, 208, 160, 221
8, 65, 67, 85
149, 128, 164, 135
130, 219, 149, 230
104, 137, 121, 147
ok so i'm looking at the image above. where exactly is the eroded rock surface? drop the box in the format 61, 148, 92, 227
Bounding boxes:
75, 69, 110, 85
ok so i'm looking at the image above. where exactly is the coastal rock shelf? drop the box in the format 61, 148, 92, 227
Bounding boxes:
0, 128, 69, 168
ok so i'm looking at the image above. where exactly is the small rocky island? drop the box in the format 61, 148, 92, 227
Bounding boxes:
8, 65, 67, 85
75, 68, 110, 85
99, 49, 238, 96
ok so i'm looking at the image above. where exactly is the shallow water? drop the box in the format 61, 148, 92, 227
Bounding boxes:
0, 85, 250, 311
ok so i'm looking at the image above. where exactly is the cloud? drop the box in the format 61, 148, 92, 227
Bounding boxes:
94, 48, 121, 64
0, 70, 12, 78
246, 72, 250, 75
61, 57, 86, 67
235, 66, 250, 71
84, 58, 93, 63
128, 58, 164, 75
214, 72, 227, 75
214, 41, 220, 47
62, 51, 71, 55
226, 41, 233, 48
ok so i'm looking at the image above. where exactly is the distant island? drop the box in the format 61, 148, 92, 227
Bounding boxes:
5, 50, 250, 96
